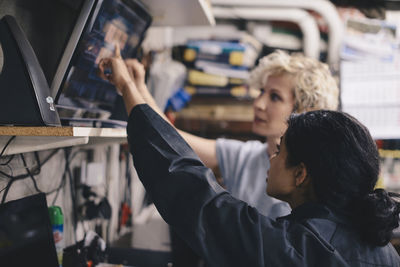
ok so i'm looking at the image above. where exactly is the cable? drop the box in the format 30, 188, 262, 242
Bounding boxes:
1, 179, 14, 204
0, 154, 15, 166
50, 148, 84, 204
20, 154, 42, 194
0, 136, 15, 158
4, 164, 13, 177
0, 149, 61, 204
0, 149, 60, 179
0, 137, 16, 174
50, 175, 66, 206
34, 151, 41, 173
0, 185, 7, 194
35, 149, 60, 168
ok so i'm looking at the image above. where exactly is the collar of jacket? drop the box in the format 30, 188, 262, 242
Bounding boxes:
276, 201, 351, 226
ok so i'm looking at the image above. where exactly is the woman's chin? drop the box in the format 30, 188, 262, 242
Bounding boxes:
252, 124, 269, 137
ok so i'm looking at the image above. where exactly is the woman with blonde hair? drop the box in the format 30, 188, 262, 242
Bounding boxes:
122, 49, 339, 219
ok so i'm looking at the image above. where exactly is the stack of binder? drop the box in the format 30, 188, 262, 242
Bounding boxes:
181, 36, 261, 98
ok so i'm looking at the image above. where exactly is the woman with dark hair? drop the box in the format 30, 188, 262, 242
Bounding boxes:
277, 110, 400, 247
122, 49, 339, 220
99, 51, 400, 266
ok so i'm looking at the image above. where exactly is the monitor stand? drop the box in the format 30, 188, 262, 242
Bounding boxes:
0, 15, 60, 126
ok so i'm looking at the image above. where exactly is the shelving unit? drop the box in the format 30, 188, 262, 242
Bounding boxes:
142, 0, 215, 26
0, 126, 127, 155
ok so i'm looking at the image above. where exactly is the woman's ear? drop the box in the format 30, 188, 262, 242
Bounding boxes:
294, 162, 308, 188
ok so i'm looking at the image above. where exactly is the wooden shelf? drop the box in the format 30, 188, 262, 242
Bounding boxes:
0, 126, 127, 155
0, 126, 126, 137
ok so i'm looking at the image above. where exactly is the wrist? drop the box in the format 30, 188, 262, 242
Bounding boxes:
136, 82, 147, 93
120, 80, 136, 96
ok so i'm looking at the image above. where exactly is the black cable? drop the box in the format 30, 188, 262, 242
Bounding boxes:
34, 151, 41, 173
0, 136, 15, 158
48, 170, 67, 196
0, 185, 7, 194
0, 137, 16, 177
1, 179, 14, 204
50, 148, 84, 204
4, 164, 13, 177
0, 164, 40, 179
0, 149, 61, 204
0, 169, 26, 179
0, 149, 60, 180
20, 154, 42, 194
69, 150, 84, 163
50, 174, 66, 206
50, 186, 63, 205
0, 154, 15, 166
41, 149, 60, 165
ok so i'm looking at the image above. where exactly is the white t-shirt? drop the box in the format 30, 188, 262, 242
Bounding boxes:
216, 138, 291, 219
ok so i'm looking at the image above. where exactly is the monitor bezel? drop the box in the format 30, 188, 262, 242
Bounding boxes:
50, 0, 96, 99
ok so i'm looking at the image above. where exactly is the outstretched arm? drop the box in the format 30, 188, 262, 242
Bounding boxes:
124, 58, 218, 169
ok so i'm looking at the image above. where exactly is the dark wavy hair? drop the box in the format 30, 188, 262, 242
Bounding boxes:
284, 110, 400, 246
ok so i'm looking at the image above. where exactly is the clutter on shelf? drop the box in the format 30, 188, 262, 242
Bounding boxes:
179, 35, 262, 99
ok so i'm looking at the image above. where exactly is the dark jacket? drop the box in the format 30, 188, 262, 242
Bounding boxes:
127, 104, 400, 267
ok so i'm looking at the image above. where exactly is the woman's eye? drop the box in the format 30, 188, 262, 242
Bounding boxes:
259, 88, 265, 96
270, 93, 281, 102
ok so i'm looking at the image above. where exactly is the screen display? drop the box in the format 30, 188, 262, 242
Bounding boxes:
0, 43, 3, 75
0, 193, 58, 267
56, 0, 151, 120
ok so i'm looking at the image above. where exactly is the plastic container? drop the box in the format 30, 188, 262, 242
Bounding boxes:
48, 206, 64, 267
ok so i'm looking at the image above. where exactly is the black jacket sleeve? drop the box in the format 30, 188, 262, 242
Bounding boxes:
127, 105, 398, 267
127, 104, 272, 266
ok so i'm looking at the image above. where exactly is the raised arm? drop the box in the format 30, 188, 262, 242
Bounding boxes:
124, 58, 218, 169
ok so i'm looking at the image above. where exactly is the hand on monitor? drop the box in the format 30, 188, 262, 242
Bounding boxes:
98, 43, 134, 96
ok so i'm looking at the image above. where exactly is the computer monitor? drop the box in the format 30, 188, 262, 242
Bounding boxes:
51, 0, 152, 125
0, 193, 59, 267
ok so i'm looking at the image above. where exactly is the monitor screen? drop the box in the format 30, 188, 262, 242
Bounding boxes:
0, 193, 59, 267
53, 0, 151, 123
0, 43, 3, 75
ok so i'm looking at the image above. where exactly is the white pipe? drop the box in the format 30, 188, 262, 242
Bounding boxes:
213, 7, 320, 59
211, 0, 344, 65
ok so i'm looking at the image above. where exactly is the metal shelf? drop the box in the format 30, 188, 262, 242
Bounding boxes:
142, 0, 215, 26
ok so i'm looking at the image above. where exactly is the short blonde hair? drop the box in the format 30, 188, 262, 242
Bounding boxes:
249, 50, 339, 112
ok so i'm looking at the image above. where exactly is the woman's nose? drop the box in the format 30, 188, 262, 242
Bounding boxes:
254, 94, 268, 110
